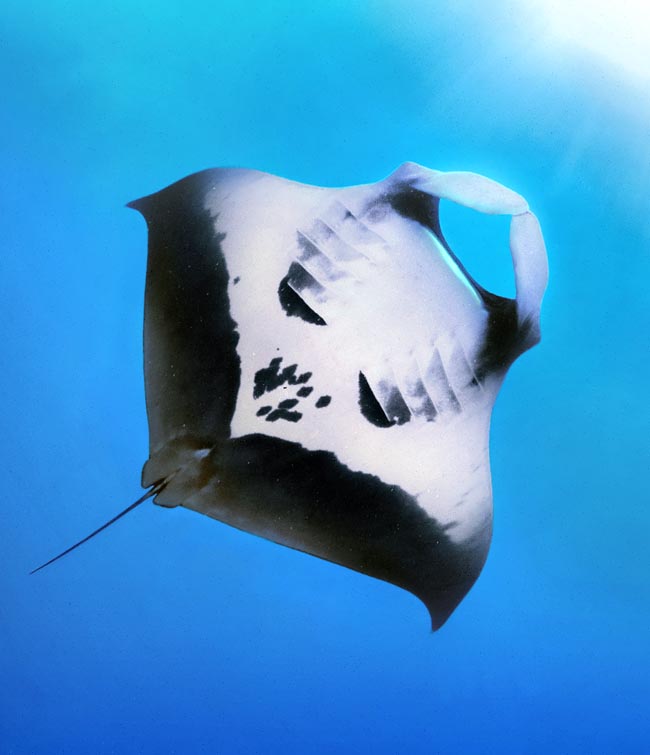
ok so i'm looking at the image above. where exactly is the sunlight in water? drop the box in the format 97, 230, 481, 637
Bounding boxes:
541, 0, 650, 80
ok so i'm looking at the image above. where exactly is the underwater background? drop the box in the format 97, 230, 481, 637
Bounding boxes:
2, 1, 649, 752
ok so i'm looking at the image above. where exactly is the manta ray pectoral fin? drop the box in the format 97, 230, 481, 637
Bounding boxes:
128, 172, 241, 455
387, 162, 549, 349
29, 480, 168, 574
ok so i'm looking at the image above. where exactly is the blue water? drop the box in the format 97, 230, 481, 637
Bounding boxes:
2, 2, 649, 753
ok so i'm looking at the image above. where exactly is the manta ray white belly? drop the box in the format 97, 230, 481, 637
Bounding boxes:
217, 177, 493, 542
131, 162, 547, 629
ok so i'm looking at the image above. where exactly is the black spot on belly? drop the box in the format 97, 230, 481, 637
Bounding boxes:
279, 398, 299, 409
254, 357, 312, 399
315, 395, 331, 408
266, 408, 302, 423
233, 276, 240, 285
278, 264, 327, 326
297, 386, 313, 398
256, 405, 272, 416
358, 372, 395, 428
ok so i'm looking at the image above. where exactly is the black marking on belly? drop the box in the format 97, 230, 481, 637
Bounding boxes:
385, 185, 447, 246
278, 263, 327, 326
265, 408, 302, 423
253, 358, 315, 423
315, 395, 331, 408
358, 372, 395, 428
233, 276, 240, 285
131, 174, 241, 449
253, 357, 312, 399
382, 383, 411, 425
194, 433, 490, 630
474, 291, 527, 377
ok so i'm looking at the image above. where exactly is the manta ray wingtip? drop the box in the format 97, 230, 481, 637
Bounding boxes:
126, 197, 145, 213
126, 192, 159, 216
421, 580, 477, 632
428, 606, 454, 633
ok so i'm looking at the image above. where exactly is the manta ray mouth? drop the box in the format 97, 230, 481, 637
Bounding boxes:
378, 177, 539, 378
385, 183, 483, 295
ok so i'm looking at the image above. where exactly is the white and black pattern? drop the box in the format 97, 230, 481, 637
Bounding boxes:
32, 163, 548, 630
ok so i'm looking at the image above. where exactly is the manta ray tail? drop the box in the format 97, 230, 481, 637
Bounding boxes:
29, 480, 167, 575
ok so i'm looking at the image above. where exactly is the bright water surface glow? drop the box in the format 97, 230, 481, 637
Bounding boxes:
540, 0, 650, 80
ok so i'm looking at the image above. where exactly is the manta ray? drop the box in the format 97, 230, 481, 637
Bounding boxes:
34, 162, 548, 630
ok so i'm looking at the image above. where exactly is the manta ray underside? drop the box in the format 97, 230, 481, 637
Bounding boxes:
35, 162, 548, 630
